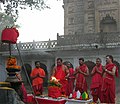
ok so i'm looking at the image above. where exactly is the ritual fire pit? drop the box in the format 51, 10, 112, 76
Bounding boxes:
48, 77, 62, 98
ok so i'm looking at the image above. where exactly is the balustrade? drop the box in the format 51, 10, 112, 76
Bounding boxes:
1, 32, 120, 52
57, 32, 120, 46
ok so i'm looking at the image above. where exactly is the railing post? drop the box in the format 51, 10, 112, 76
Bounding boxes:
57, 33, 60, 45
18, 41, 21, 50
57, 33, 59, 40
33, 40, 35, 49
48, 39, 51, 48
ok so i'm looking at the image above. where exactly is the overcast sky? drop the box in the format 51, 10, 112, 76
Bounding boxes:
17, 0, 64, 42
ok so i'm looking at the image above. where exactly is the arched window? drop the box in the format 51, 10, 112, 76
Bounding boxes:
100, 14, 117, 32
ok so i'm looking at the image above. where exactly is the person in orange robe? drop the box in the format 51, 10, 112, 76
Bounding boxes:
30, 61, 45, 95
74, 58, 89, 93
101, 55, 118, 103
66, 62, 75, 96
90, 58, 103, 103
51, 58, 69, 96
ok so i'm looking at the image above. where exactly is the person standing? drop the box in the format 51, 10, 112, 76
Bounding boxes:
30, 61, 45, 95
74, 58, 89, 93
16, 72, 28, 103
51, 58, 69, 95
66, 62, 75, 96
90, 58, 103, 103
101, 55, 118, 103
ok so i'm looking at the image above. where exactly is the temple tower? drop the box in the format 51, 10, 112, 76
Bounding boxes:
63, 0, 120, 35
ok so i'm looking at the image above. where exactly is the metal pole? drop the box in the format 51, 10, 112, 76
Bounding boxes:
16, 43, 38, 104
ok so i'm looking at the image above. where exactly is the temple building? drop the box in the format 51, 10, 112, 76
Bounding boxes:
64, 0, 119, 34
0, 0, 120, 88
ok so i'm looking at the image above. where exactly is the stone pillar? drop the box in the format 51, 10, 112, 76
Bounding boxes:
0, 87, 24, 104
46, 59, 55, 79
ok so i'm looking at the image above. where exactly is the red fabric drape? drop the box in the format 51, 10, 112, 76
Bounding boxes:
54, 66, 68, 95
20, 83, 28, 103
1, 28, 19, 44
30, 68, 45, 86
48, 86, 61, 98
101, 63, 116, 103
67, 68, 75, 96
75, 64, 88, 93
54, 66, 66, 80
90, 64, 103, 102
27, 94, 66, 104
90, 64, 102, 89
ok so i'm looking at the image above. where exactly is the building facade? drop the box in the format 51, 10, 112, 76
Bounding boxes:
0, 0, 120, 88
64, 0, 120, 35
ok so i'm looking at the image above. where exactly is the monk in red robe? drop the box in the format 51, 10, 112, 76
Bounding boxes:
101, 55, 118, 103
66, 62, 75, 96
52, 58, 69, 95
30, 61, 45, 95
90, 58, 103, 103
16, 72, 28, 103
74, 58, 89, 93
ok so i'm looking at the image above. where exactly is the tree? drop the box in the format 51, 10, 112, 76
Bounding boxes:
0, 0, 49, 21
0, 13, 15, 35
0, 0, 51, 41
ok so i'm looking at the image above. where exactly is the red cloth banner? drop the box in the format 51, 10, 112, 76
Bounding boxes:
48, 86, 61, 98
27, 94, 66, 104
1, 28, 19, 44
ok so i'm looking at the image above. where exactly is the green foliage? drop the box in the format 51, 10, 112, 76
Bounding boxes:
0, 13, 15, 35
0, 0, 50, 20
0, 0, 49, 35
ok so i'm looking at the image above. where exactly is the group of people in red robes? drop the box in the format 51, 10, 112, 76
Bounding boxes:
51, 58, 70, 96
51, 55, 118, 104
51, 57, 89, 97
28, 55, 118, 104
91, 55, 119, 103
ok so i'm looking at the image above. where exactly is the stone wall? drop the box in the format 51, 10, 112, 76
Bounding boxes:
63, 0, 120, 35
63, 0, 85, 35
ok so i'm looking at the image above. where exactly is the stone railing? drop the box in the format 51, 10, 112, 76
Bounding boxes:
0, 40, 57, 52
57, 32, 120, 46
16, 40, 57, 50
1, 32, 120, 52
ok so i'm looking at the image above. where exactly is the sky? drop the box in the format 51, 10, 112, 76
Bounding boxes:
17, 0, 64, 42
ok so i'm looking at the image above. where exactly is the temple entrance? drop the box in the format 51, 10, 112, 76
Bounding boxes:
21, 63, 32, 84
100, 14, 117, 32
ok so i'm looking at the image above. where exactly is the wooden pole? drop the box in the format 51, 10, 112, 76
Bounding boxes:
8, 42, 11, 56
16, 43, 38, 104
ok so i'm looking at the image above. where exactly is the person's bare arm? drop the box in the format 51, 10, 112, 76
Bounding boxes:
91, 67, 96, 76
105, 66, 116, 76
64, 65, 69, 78
31, 73, 39, 80
79, 67, 89, 76
102, 66, 106, 76
39, 76, 45, 79
73, 66, 79, 76
38, 74, 45, 79
96, 67, 102, 75
51, 66, 56, 77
